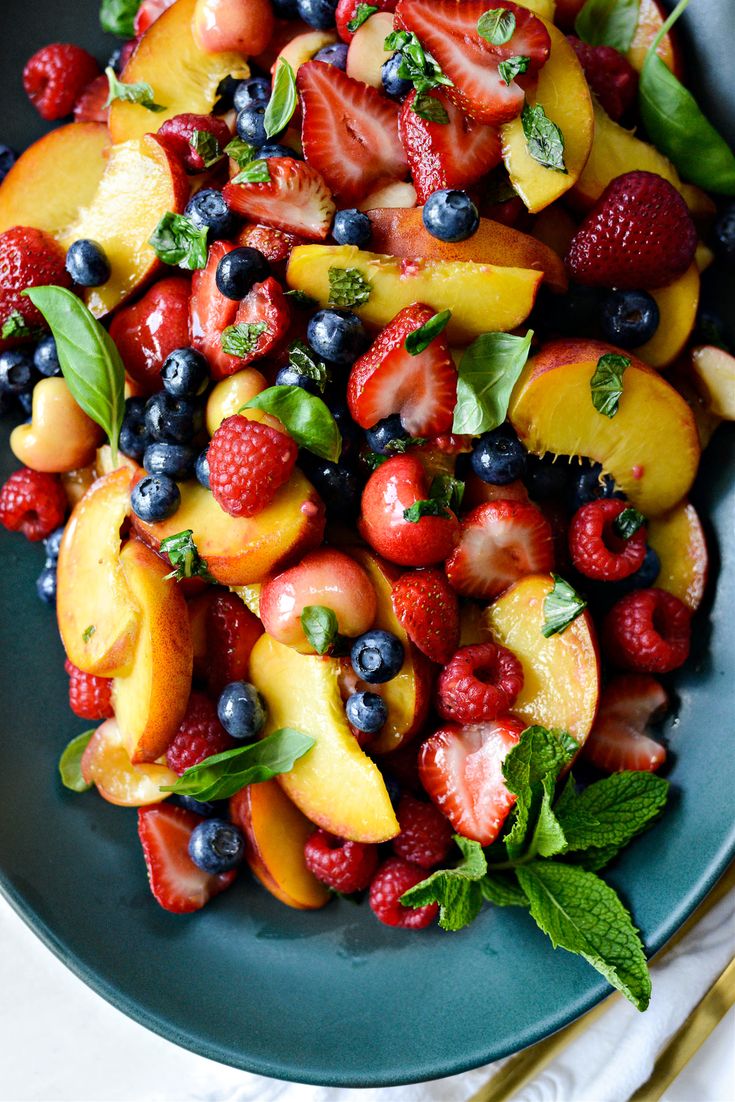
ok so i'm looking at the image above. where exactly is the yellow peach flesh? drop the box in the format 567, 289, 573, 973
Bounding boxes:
81, 719, 177, 807
648, 502, 708, 611
635, 264, 699, 370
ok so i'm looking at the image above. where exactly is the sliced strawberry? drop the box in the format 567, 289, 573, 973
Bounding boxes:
399, 89, 502, 204
391, 568, 460, 664
137, 805, 237, 914
347, 304, 457, 436
395, 0, 551, 125
223, 157, 335, 241
336, 0, 397, 43
582, 674, 668, 773
418, 717, 525, 845
189, 241, 245, 381
297, 61, 408, 205
445, 500, 555, 600
236, 223, 305, 270
206, 591, 264, 696
231, 277, 292, 366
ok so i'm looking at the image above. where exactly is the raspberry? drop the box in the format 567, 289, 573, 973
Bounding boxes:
0, 227, 72, 340
603, 588, 691, 673
206, 591, 263, 696
567, 37, 638, 122
393, 795, 453, 869
73, 74, 110, 124
157, 113, 232, 173
304, 829, 378, 893
165, 692, 235, 775
64, 660, 114, 720
369, 857, 437, 929
23, 44, 100, 121
0, 468, 67, 541
569, 499, 647, 582
208, 416, 298, 518
436, 642, 524, 724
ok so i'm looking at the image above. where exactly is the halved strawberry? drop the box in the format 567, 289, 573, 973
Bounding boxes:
395, 0, 551, 126
297, 61, 408, 205
236, 223, 305, 270
391, 568, 460, 664
347, 304, 457, 436
206, 591, 264, 696
418, 717, 525, 845
445, 500, 555, 600
399, 89, 502, 204
232, 277, 292, 366
223, 158, 335, 241
582, 674, 668, 773
336, 0, 397, 43
137, 805, 237, 914
189, 241, 244, 381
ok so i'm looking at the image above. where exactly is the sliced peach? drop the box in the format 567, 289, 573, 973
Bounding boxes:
230, 781, 331, 909
249, 633, 399, 842
508, 339, 701, 515
635, 264, 700, 370
627, 0, 682, 77
109, 0, 248, 144
689, 345, 735, 420
132, 471, 325, 586
81, 719, 178, 806
484, 573, 600, 746
10, 378, 103, 473
499, 20, 594, 213
112, 539, 193, 764
647, 501, 708, 611
287, 245, 543, 342
193, 0, 274, 56
516, 0, 555, 15
346, 12, 394, 88
367, 208, 568, 292
0, 122, 109, 236
359, 181, 418, 211
57, 468, 139, 676
531, 205, 577, 262
273, 28, 337, 74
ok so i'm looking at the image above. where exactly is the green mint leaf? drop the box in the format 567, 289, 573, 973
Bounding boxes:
264, 58, 297, 140
244, 385, 342, 462
221, 322, 267, 356
556, 771, 669, 853
498, 55, 530, 86
285, 288, 318, 308
412, 91, 450, 124
516, 861, 652, 1010
347, 2, 378, 32
403, 498, 451, 523
477, 8, 516, 44
160, 529, 214, 582
452, 330, 533, 435
104, 66, 165, 112
521, 103, 567, 173
149, 212, 209, 271
542, 574, 587, 638
590, 352, 630, 418
59, 731, 95, 793
502, 725, 578, 859
574, 0, 640, 52
327, 266, 372, 307
481, 872, 528, 907
429, 472, 464, 511
405, 309, 451, 355
384, 30, 453, 94
400, 836, 487, 931
224, 137, 258, 168
190, 129, 223, 168
613, 507, 647, 540
300, 604, 339, 654
82, 625, 96, 643
233, 159, 271, 184
570, 843, 628, 872
288, 340, 329, 392
1, 310, 35, 340
99, 0, 141, 38
531, 778, 568, 858
363, 451, 389, 470
22, 286, 125, 464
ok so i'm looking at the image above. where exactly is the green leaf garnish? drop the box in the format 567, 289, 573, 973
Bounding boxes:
1, 310, 35, 340
300, 605, 339, 654
574, 0, 640, 52
149, 212, 209, 271
477, 8, 516, 45
405, 309, 451, 355
502, 725, 577, 860
285, 288, 318, 308
590, 352, 630, 418
542, 574, 587, 638
103, 66, 165, 112
244, 385, 342, 462
82, 625, 96, 643
400, 836, 488, 931
451, 330, 533, 435
160, 530, 214, 582
221, 322, 268, 356
288, 340, 329, 393
613, 507, 646, 540
347, 2, 378, 32
481, 873, 528, 907
224, 137, 258, 168
383, 30, 453, 95
402, 473, 462, 523
190, 129, 223, 168
403, 498, 450, 523
556, 772, 669, 856
264, 58, 297, 140
412, 91, 450, 124
99, 0, 141, 38
22, 286, 125, 464
327, 266, 372, 307
59, 731, 95, 793
521, 103, 567, 173
233, 159, 271, 185
498, 55, 530, 86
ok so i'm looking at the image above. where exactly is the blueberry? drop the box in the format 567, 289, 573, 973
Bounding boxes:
188, 818, 245, 874
195, 448, 211, 489
275, 363, 323, 394
236, 103, 269, 146
143, 442, 197, 481
471, 424, 526, 485
257, 142, 302, 160
307, 309, 367, 365
629, 545, 661, 588
0, 144, 16, 183
351, 629, 404, 683
233, 75, 271, 112
332, 208, 371, 247
296, 0, 338, 30
272, 0, 299, 14
17, 390, 33, 416
600, 289, 659, 348
217, 680, 266, 741
345, 691, 388, 733
175, 795, 226, 818
314, 42, 348, 69
43, 526, 65, 563
381, 53, 412, 100
144, 392, 202, 443
120, 396, 151, 459
131, 474, 181, 522
0, 349, 36, 396
184, 189, 236, 240
214, 74, 241, 111
33, 335, 61, 377
524, 454, 568, 500
568, 461, 624, 513
365, 415, 409, 455
713, 201, 735, 262
161, 347, 210, 399
65, 239, 111, 287
35, 565, 57, 605
299, 455, 360, 515
422, 189, 479, 243
215, 246, 269, 300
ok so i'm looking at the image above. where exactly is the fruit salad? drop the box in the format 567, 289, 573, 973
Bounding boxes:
0, 0, 734, 1012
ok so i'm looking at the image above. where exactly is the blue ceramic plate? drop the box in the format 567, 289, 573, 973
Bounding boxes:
0, 0, 733, 1087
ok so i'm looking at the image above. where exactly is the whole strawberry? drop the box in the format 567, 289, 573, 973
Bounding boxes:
565, 171, 697, 289
0, 226, 72, 343
391, 568, 460, 664
207, 415, 298, 518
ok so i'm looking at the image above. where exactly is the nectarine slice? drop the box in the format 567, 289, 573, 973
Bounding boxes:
627, 0, 681, 77
484, 574, 600, 746
647, 501, 708, 611
81, 719, 178, 806
508, 339, 701, 515
689, 345, 735, 420
635, 264, 699, 370
249, 633, 399, 843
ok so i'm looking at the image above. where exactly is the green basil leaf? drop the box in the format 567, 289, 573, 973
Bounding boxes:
498, 55, 530, 87
221, 322, 268, 356
542, 574, 587, 639
264, 58, 297, 140
244, 384, 342, 462
190, 129, 223, 168
233, 159, 271, 184
327, 266, 372, 307
477, 8, 516, 45
613, 507, 646, 540
224, 137, 258, 168
452, 330, 533, 435
1, 310, 38, 340
149, 212, 209, 270
300, 605, 339, 654
160, 530, 214, 582
412, 91, 450, 124
574, 0, 640, 51
405, 309, 451, 355
590, 352, 630, 418
103, 66, 165, 112
59, 731, 95, 793
99, 0, 141, 38
348, 2, 378, 32
23, 286, 125, 464
521, 103, 567, 173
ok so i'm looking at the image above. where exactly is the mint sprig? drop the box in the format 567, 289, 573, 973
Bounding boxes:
221, 322, 267, 356
348, 2, 378, 32
149, 212, 209, 271
401, 836, 488, 931
384, 29, 453, 120
591, 352, 630, 418
542, 574, 587, 638
614, 507, 647, 540
405, 309, 451, 355
498, 55, 530, 86
104, 66, 165, 112
160, 530, 214, 582
1, 310, 37, 340
190, 129, 223, 168
327, 267, 372, 307
521, 104, 567, 173
477, 8, 516, 45
403, 473, 463, 523
233, 159, 271, 185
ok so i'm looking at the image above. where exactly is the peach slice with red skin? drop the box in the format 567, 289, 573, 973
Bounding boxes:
81, 719, 178, 806
647, 501, 708, 612
193, 0, 274, 56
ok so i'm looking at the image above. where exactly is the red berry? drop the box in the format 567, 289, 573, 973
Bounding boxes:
137, 804, 236, 913
165, 692, 235, 775
23, 43, 100, 121
109, 277, 191, 395
436, 642, 524, 724
569, 499, 647, 582
369, 856, 438, 928
393, 794, 453, 869
223, 158, 335, 241
231, 277, 292, 366
64, 660, 114, 720
336, 0, 397, 43
0, 227, 72, 343
304, 829, 379, 893
583, 674, 668, 773
603, 588, 691, 673
237, 223, 305, 269
157, 113, 231, 172
567, 37, 638, 122
445, 499, 554, 600
391, 568, 460, 664
207, 415, 298, 518
73, 74, 110, 123
0, 468, 67, 541
205, 591, 263, 696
